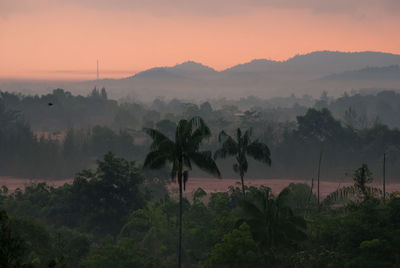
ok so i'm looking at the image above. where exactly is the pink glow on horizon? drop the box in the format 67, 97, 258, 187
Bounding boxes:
1, 5, 400, 80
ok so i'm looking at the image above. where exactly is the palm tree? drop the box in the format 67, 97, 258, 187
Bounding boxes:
236, 188, 307, 263
214, 128, 271, 197
323, 164, 382, 206
143, 116, 221, 268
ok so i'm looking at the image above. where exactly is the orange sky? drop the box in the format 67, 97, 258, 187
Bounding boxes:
1, 1, 400, 80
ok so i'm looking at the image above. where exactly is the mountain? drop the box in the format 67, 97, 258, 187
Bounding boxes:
223, 51, 400, 77
223, 59, 280, 73
169, 61, 217, 74
2, 51, 400, 101
286, 51, 400, 73
130, 61, 217, 80
321, 65, 400, 81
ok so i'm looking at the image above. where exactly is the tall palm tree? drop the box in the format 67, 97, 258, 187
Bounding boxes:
143, 116, 221, 268
214, 128, 271, 197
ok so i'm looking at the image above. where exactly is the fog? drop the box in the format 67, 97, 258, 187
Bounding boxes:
3, 49, 400, 267
2, 51, 400, 102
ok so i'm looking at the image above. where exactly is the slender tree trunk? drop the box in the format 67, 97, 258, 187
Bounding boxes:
240, 174, 246, 198
307, 177, 314, 206
317, 150, 323, 208
178, 171, 183, 268
383, 153, 386, 201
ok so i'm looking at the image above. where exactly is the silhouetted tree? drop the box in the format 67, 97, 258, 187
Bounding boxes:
143, 116, 220, 268
215, 128, 271, 197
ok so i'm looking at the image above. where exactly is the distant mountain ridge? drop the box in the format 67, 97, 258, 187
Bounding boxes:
2, 51, 400, 100
127, 51, 400, 81
130, 61, 217, 80
112, 51, 400, 100
223, 51, 400, 75
322, 65, 400, 81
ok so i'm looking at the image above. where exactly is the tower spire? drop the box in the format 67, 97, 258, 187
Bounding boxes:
97, 59, 99, 80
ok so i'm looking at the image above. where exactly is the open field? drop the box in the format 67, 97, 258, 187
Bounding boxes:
168, 178, 400, 198
2, 176, 400, 198
0, 177, 72, 192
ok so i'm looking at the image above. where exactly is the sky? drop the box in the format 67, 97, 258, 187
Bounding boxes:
1, 0, 400, 80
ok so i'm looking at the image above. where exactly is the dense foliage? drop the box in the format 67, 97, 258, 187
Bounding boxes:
2, 89, 400, 180
1, 158, 399, 267
1, 89, 400, 266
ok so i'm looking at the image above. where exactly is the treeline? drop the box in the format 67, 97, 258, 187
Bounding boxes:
0, 103, 144, 177
1, 88, 116, 131
1, 154, 399, 267
4, 88, 400, 131
2, 89, 400, 180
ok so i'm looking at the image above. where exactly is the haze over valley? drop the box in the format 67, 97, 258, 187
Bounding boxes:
2, 51, 400, 101
2, 0, 400, 267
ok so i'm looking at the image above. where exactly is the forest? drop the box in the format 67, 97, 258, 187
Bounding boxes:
1, 88, 400, 267
1, 88, 400, 179
1, 144, 399, 267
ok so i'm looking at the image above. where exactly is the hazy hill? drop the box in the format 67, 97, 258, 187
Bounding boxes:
321, 65, 400, 81
2, 51, 400, 101
221, 51, 400, 81
131, 61, 217, 79
285, 51, 400, 75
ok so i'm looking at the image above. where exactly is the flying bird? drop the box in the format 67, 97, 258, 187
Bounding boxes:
48, 102, 53, 106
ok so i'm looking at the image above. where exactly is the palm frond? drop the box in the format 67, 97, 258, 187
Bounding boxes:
236, 189, 308, 250
214, 145, 237, 159
244, 128, 253, 138
323, 186, 356, 205
143, 127, 171, 143
243, 128, 253, 148
365, 186, 383, 198
176, 119, 189, 146
247, 140, 271, 165
189, 116, 211, 138
214, 131, 238, 159
323, 184, 382, 206
189, 116, 207, 128
143, 128, 175, 150
190, 151, 221, 178
217, 130, 229, 143
237, 199, 265, 223
143, 151, 169, 169
277, 187, 291, 203
279, 218, 307, 241
188, 122, 211, 151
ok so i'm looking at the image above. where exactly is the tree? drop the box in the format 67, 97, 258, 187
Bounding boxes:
143, 116, 221, 268
236, 188, 307, 264
296, 108, 343, 143
100, 87, 108, 100
202, 223, 264, 268
0, 210, 33, 268
83, 238, 159, 268
323, 164, 382, 205
214, 128, 271, 197
64, 152, 146, 234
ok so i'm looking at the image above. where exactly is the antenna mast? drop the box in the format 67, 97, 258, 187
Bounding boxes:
96, 60, 99, 80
